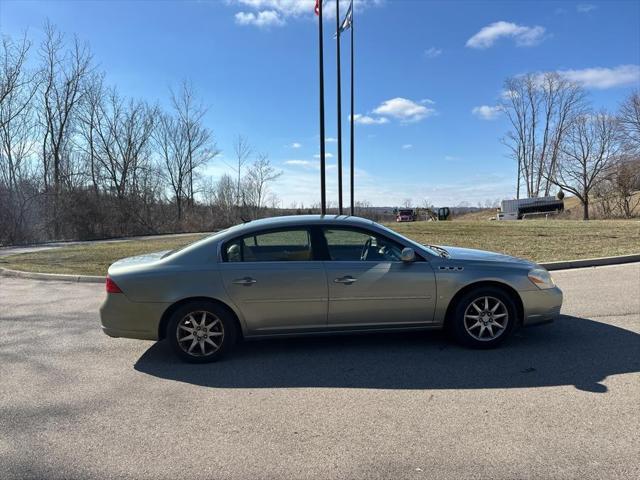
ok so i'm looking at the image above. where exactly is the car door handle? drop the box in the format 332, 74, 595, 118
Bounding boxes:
232, 277, 257, 286
334, 276, 357, 284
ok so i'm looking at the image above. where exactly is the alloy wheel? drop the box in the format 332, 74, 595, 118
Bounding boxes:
463, 296, 509, 341
176, 311, 225, 357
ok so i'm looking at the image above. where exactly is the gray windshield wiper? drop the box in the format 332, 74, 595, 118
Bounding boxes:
425, 244, 450, 258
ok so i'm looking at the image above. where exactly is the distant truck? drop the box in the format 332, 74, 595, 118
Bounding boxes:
497, 196, 564, 220
396, 208, 417, 222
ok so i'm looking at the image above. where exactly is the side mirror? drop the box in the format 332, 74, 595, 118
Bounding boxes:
401, 247, 416, 262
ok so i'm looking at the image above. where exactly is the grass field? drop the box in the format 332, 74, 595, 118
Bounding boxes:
1, 219, 638, 276
0, 234, 205, 276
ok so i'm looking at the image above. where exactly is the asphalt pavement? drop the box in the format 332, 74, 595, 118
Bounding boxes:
1, 263, 639, 479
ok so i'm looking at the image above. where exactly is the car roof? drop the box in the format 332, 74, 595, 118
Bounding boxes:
235, 214, 377, 230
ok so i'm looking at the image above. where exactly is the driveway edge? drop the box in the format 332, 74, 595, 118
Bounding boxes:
2, 253, 639, 283
0, 267, 104, 283
539, 253, 640, 271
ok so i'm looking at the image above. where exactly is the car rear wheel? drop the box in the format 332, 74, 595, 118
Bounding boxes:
451, 287, 517, 348
167, 301, 238, 363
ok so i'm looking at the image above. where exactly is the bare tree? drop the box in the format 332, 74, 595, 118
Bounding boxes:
243, 154, 282, 218
618, 90, 640, 155
1, 35, 37, 128
154, 111, 189, 221
0, 36, 38, 191
211, 173, 236, 225
76, 72, 106, 197
1, 25, 237, 244
502, 72, 585, 198
552, 111, 619, 220
225, 134, 252, 206
39, 22, 92, 236
170, 81, 215, 207
154, 86, 216, 222
0, 35, 40, 243
612, 159, 640, 218
91, 88, 156, 199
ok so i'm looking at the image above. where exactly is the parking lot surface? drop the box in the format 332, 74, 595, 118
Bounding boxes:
1, 263, 639, 479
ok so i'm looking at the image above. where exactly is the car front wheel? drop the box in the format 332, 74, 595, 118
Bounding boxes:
167, 301, 238, 363
451, 287, 517, 348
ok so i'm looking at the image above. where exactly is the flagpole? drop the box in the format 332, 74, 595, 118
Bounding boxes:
349, 2, 354, 216
318, 0, 326, 215
336, 0, 343, 215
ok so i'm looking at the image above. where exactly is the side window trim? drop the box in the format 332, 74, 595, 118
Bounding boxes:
221, 226, 316, 263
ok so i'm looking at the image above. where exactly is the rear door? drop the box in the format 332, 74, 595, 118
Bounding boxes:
321, 227, 437, 328
218, 227, 328, 335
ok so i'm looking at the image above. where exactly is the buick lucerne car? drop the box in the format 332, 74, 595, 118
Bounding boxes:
100, 215, 562, 362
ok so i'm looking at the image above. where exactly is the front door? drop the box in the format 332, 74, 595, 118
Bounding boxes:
321, 227, 437, 328
219, 228, 328, 335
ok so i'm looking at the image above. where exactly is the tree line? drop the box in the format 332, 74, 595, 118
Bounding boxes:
0, 24, 283, 245
501, 72, 640, 220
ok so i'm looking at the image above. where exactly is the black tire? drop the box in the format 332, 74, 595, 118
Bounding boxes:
451, 286, 517, 349
167, 301, 238, 363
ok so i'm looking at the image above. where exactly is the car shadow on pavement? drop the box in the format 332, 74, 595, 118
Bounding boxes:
134, 315, 640, 393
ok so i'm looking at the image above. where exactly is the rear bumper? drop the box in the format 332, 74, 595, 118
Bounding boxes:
520, 286, 563, 326
99, 293, 169, 341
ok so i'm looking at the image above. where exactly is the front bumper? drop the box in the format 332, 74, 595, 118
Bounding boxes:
99, 293, 170, 340
520, 286, 563, 326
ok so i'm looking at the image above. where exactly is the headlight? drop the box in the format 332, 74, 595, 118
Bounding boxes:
528, 268, 555, 290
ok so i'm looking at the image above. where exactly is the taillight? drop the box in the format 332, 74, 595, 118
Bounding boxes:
106, 276, 123, 294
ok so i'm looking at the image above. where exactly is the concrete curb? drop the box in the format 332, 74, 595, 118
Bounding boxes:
0, 267, 104, 283
2, 253, 639, 283
539, 253, 640, 271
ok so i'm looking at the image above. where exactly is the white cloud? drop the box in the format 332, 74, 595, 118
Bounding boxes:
233, 0, 314, 17
402, 144, 413, 149
351, 114, 389, 125
372, 97, 436, 122
444, 155, 460, 161
325, 137, 337, 142
282, 157, 336, 171
577, 4, 597, 13
314, 152, 334, 158
284, 159, 313, 166
472, 105, 502, 120
466, 21, 546, 49
229, 1, 381, 27
235, 10, 285, 27
290, 142, 302, 148
556, 65, 640, 89
424, 47, 442, 58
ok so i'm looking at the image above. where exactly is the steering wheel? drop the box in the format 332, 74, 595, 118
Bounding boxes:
360, 237, 372, 260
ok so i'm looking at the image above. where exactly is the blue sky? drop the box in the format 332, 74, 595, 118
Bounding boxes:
1, 0, 639, 207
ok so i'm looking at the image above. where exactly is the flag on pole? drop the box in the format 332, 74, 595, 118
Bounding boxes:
314, 0, 320, 16
339, 0, 353, 34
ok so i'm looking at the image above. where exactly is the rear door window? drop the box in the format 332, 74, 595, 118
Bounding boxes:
223, 229, 313, 262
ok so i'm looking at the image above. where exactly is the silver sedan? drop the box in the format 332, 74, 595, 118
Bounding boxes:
100, 215, 562, 362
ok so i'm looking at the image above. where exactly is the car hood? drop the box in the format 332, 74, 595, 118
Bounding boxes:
438, 246, 536, 267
